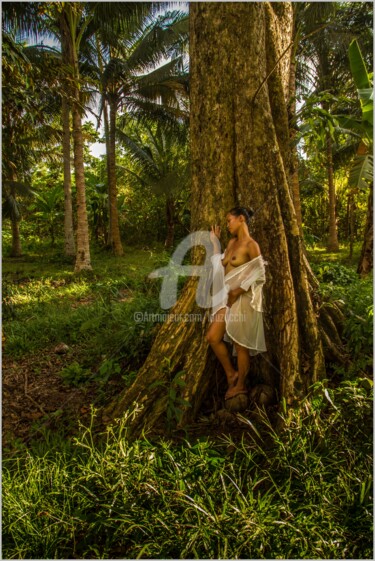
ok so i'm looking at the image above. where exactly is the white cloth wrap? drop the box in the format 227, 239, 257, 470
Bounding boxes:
210, 253, 267, 356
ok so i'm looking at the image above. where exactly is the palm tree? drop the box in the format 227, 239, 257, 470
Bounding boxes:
3, 2, 155, 270
118, 119, 189, 248
2, 32, 61, 256
91, 11, 189, 255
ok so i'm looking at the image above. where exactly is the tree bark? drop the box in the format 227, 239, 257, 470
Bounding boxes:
357, 182, 373, 276
326, 134, 340, 252
61, 96, 76, 257
108, 97, 124, 256
104, 2, 334, 435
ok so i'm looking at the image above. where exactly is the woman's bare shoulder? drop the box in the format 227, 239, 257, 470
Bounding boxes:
247, 238, 261, 259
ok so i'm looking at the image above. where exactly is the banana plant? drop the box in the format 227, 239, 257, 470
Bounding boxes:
346, 39, 373, 191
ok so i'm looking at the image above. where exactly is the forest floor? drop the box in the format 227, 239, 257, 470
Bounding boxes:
2, 240, 370, 450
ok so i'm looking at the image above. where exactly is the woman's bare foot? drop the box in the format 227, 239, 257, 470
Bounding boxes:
225, 371, 248, 399
225, 385, 248, 400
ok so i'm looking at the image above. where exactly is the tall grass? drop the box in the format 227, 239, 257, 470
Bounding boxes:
3, 379, 372, 559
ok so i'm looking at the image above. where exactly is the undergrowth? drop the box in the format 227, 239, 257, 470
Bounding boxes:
2, 379, 372, 559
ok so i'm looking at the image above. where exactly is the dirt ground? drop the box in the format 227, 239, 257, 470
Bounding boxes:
2, 343, 102, 449
3, 341, 276, 451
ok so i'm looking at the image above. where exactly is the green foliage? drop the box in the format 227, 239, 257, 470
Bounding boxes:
97, 358, 121, 385
310, 258, 373, 366
3, 380, 372, 559
60, 362, 92, 387
311, 261, 358, 285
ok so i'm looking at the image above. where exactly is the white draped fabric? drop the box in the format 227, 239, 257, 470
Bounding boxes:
210, 252, 267, 356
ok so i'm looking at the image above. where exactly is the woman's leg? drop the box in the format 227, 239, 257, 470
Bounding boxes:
225, 342, 250, 399
205, 309, 237, 390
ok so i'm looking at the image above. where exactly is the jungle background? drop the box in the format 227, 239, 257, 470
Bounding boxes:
2, 1, 373, 559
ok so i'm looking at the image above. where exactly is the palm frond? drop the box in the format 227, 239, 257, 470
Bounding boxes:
83, 2, 153, 48
102, 57, 131, 89
125, 96, 189, 128
2, 194, 21, 221
116, 129, 159, 176
1, 2, 47, 38
127, 11, 189, 72
348, 154, 373, 191
136, 56, 186, 88
2, 181, 33, 197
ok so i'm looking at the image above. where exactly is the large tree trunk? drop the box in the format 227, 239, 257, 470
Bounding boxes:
326, 134, 340, 252
61, 96, 76, 257
105, 2, 340, 436
107, 98, 124, 256
357, 182, 373, 276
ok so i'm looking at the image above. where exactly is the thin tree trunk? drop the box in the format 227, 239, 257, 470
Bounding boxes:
104, 2, 341, 435
61, 96, 76, 257
326, 133, 339, 252
165, 195, 175, 248
96, 35, 112, 249
70, 40, 92, 271
60, 8, 91, 271
288, 28, 303, 233
103, 101, 112, 247
357, 182, 373, 276
9, 174, 22, 257
348, 191, 355, 260
10, 216, 22, 257
107, 98, 124, 256
72, 101, 92, 271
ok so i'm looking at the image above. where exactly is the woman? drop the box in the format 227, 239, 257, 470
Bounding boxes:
206, 207, 267, 400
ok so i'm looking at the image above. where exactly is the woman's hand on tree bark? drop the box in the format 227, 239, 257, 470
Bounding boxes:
210, 224, 221, 244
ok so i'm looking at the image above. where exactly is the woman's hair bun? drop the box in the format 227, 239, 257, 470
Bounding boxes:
228, 206, 254, 226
